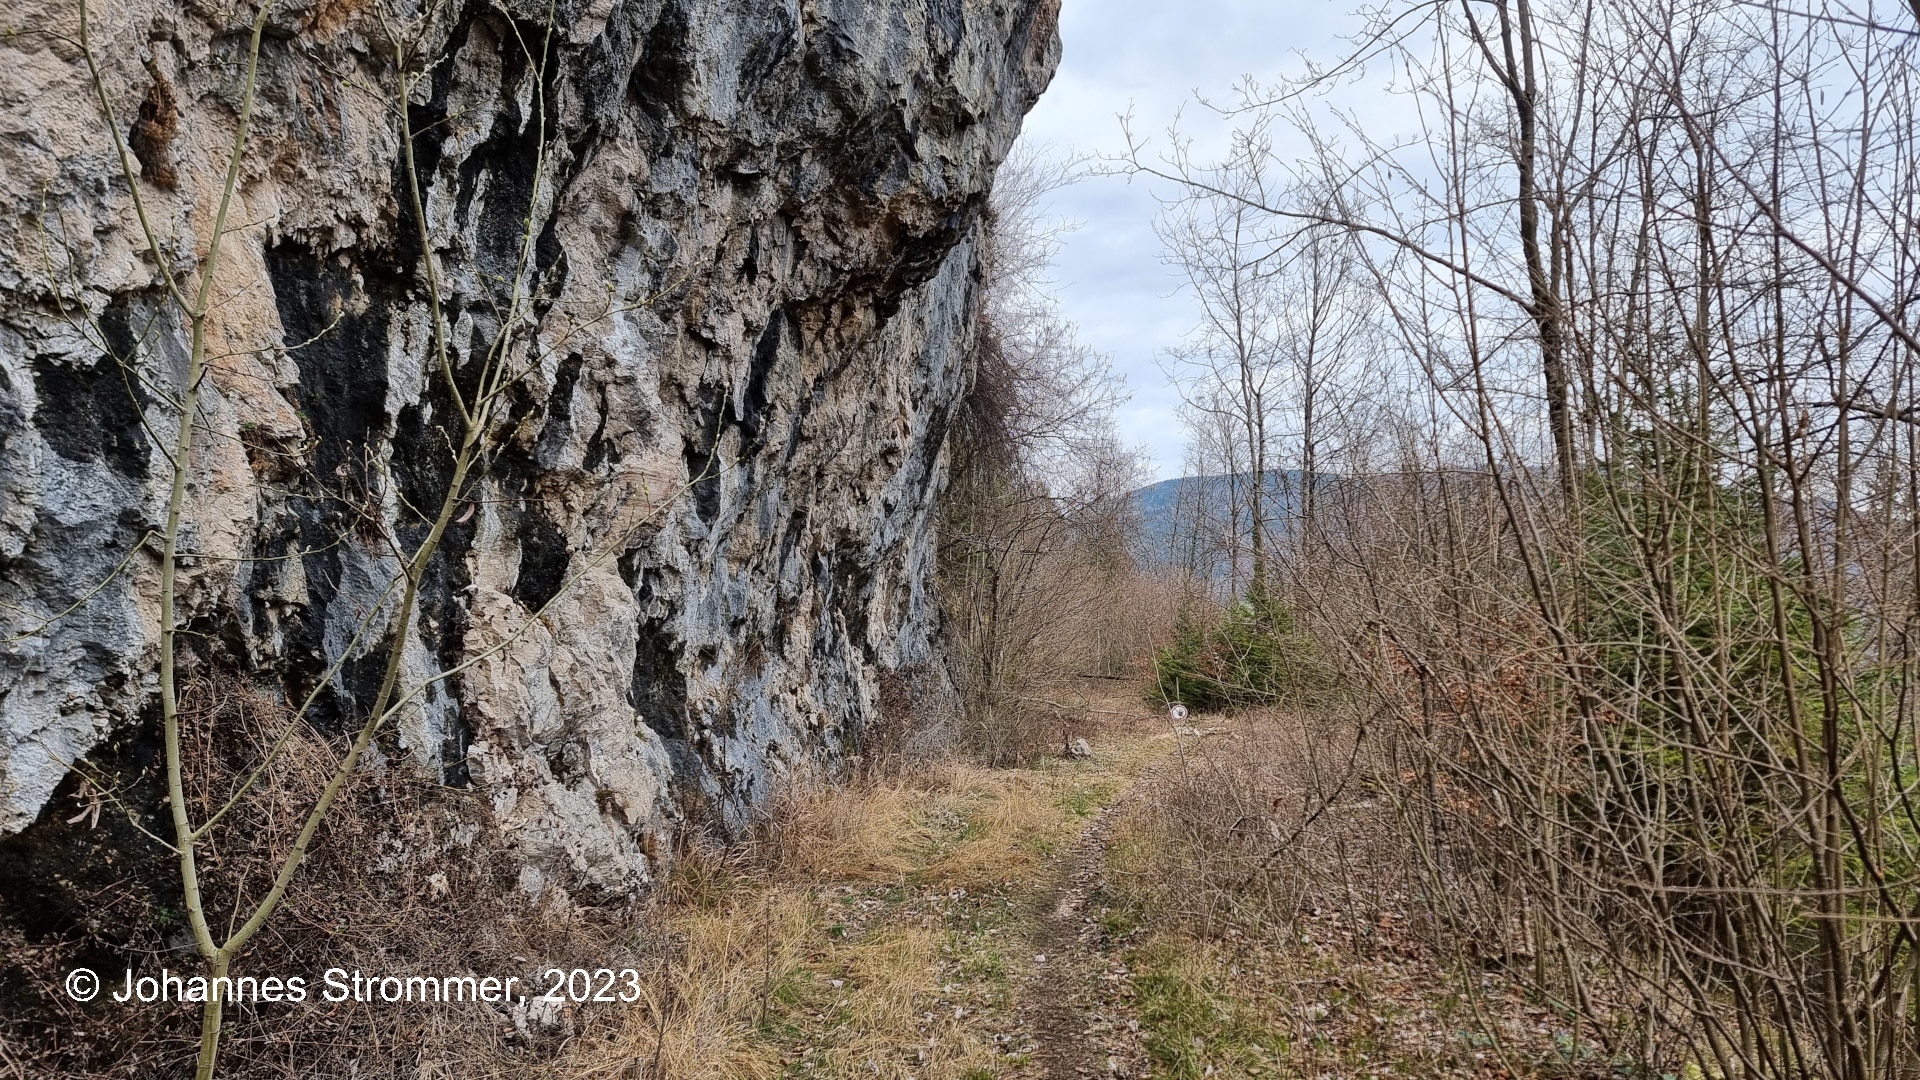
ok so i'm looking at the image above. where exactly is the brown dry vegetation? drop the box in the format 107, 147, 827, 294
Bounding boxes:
537, 703, 1614, 1080
1096, 711, 1627, 1080
556, 698, 1169, 1080
1, 675, 650, 1078
4, 685, 1633, 1080
1128, 0, 1920, 1074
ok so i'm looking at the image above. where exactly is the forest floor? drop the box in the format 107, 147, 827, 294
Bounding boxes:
562, 698, 1584, 1080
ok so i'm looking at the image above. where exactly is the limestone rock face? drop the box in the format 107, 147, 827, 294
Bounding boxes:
0, 0, 1057, 898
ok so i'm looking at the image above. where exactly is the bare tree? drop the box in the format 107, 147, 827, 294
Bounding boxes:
1157, 127, 1290, 598
940, 146, 1154, 762
1158, 131, 1373, 602
1129, 0, 1920, 1075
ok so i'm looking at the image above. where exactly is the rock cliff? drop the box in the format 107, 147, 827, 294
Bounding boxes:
0, 0, 1058, 900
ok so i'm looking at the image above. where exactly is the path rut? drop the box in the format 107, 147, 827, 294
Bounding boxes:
1012, 775, 1152, 1079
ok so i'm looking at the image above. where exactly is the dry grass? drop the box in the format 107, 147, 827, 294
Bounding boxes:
762, 747, 1155, 892
1096, 710, 1646, 1080
10, 684, 1223, 1080
14, 696, 1627, 1080
1104, 712, 1390, 936
2, 684, 1165, 1080
562, 722, 1167, 1080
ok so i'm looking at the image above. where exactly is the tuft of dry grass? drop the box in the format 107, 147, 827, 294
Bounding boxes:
616, 883, 811, 1080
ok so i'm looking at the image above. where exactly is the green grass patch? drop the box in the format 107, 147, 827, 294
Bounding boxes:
1055, 779, 1120, 818
1130, 937, 1289, 1079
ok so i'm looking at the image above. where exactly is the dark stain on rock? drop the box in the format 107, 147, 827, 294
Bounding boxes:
453, 29, 550, 288
266, 244, 390, 497
512, 508, 571, 612
627, 1, 693, 118
386, 368, 478, 759
265, 243, 442, 738
535, 352, 585, 463
0, 705, 168, 937
739, 4, 798, 99
684, 380, 725, 525
628, 570, 704, 787
31, 342, 151, 481
739, 306, 791, 446
0, 702, 173, 1051
440, 688, 473, 787
392, 12, 472, 270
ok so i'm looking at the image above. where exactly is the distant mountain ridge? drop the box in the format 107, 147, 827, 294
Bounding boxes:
1130, 472, 1305, 568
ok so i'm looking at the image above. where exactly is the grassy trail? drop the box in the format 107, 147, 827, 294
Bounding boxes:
559, 711, 1557, 1080
552, 716, 1167, 1079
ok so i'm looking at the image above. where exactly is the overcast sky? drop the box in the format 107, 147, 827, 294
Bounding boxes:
1014, 1, 1365, 481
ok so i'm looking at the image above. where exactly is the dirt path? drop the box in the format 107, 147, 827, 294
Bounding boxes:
1011, 767, 1153, 1079
553, 714, 1583, 1079
553, 725, 1178, 1080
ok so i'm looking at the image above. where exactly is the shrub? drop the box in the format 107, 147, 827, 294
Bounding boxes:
1150, 592, 1328, 712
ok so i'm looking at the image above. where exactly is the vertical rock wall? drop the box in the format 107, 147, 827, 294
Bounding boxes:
0, 0, 1059, 899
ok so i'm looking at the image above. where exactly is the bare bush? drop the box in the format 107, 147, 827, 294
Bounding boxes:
1126, 0, 1920, 1075
1108, 715, 1386, 938
939, 147, 1167, 763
